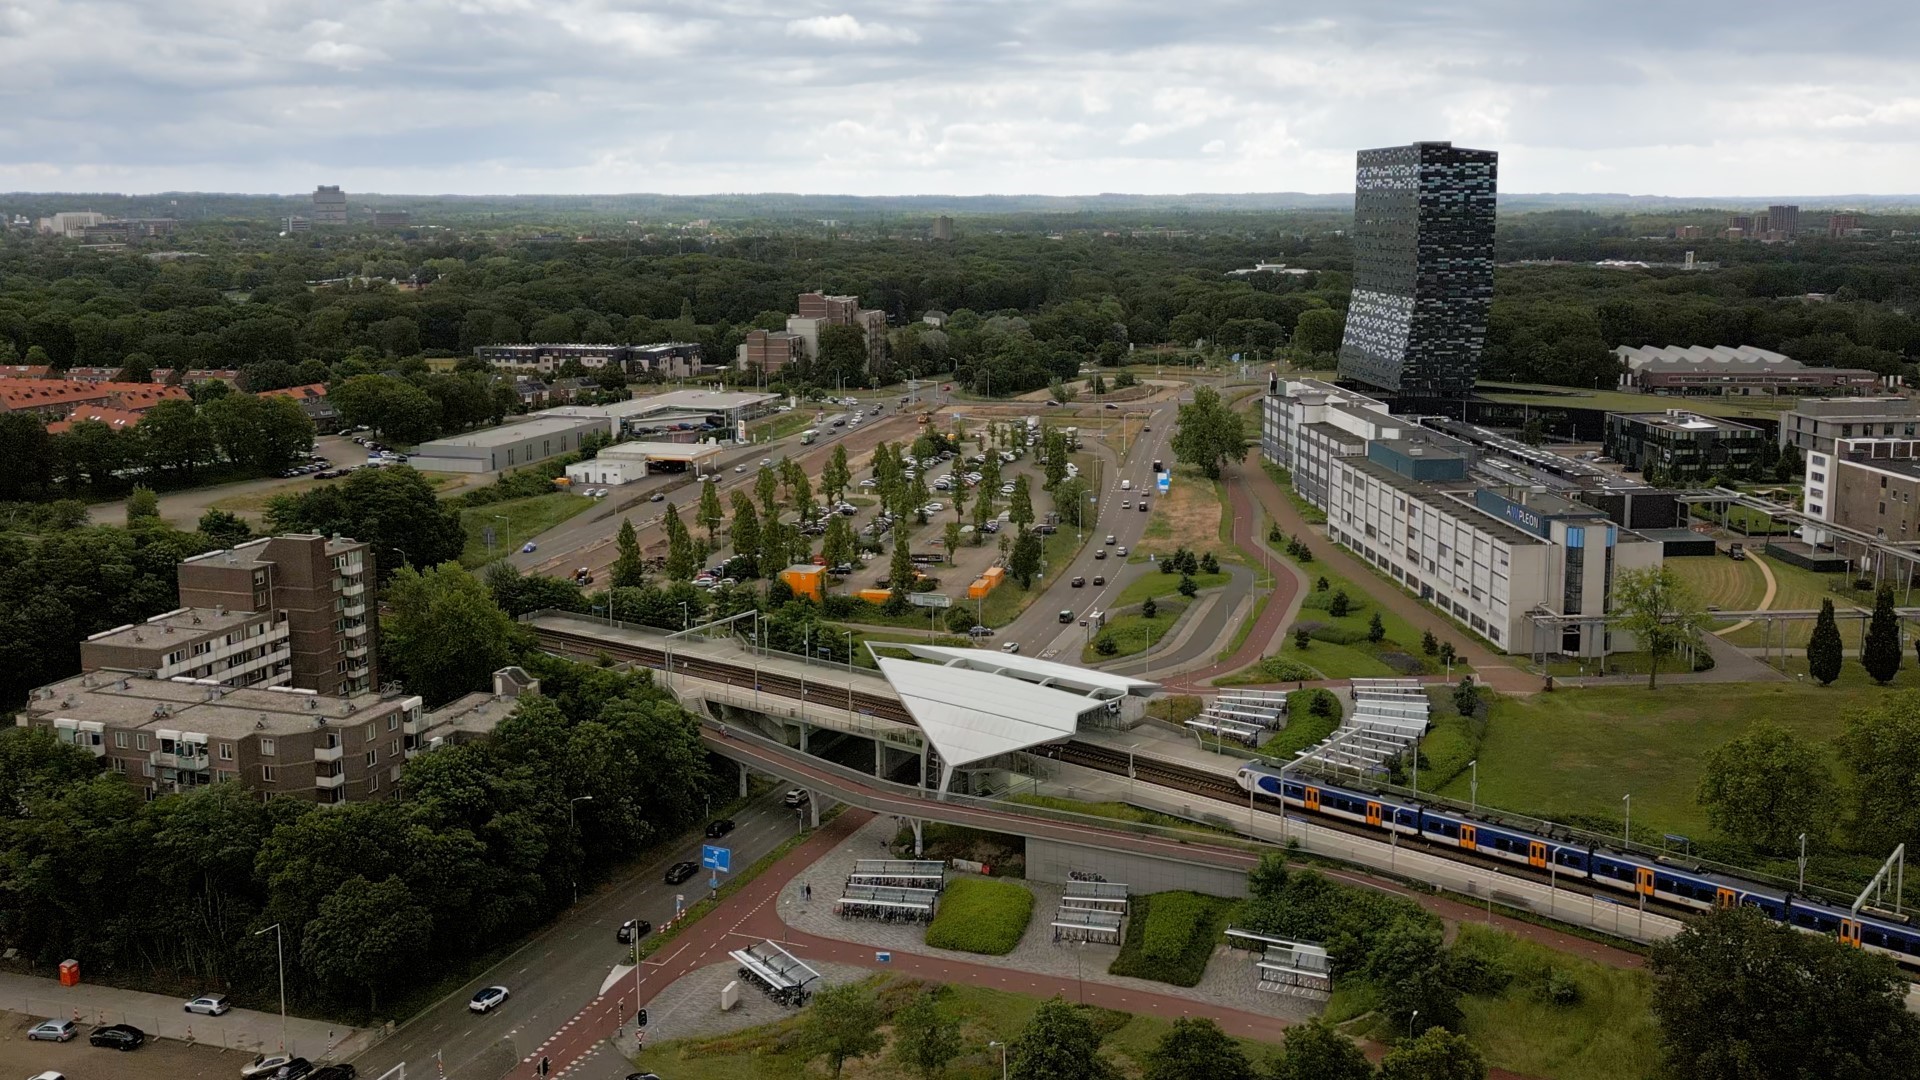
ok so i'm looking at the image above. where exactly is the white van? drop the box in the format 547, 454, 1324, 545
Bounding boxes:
1120, 479, 1132, 491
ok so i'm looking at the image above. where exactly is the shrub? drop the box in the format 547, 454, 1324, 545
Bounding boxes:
1258, 656, 1319, 681
1109, 891, 1234, 987
1294, 628, 1312, 650
1261, 707, 1339, 760
1540, 967, 1582, 1006
924, 878, 1034, 955
1094, 633, 1119, 656
1308, 624, 1369, 646
1327, 590, 1351, 617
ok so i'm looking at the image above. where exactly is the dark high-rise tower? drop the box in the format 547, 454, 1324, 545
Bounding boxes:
1336, 141, 1497, 396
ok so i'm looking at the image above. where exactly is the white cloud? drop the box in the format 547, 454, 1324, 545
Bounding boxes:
786, 14, 919, 45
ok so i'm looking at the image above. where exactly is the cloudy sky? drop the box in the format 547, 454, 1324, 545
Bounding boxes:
2, 0, 1915, 197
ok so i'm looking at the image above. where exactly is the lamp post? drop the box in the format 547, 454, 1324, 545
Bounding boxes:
988, 1040, 1008, 1080
1409, 1009, 1419, 1041
254, 923, 288, 1056
1797, 832, 1808, 894
570, 795, 594, 904
1468, 759, 1478, 814
1622, 794, 1631, 848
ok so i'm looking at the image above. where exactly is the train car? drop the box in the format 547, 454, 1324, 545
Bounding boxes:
1414, 807, 1587, 877
1236, 762, 1418, 836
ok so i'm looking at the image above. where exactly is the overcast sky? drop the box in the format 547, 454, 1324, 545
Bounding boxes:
3, 0, 1916, 197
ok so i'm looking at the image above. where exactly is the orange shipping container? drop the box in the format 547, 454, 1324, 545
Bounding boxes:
779, 564, 825, 601
981, 566, 1006, 585
967, 577, 992, 599
856, 588, 893, 605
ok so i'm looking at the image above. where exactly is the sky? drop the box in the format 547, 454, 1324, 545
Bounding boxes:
3, 0, 1917, 197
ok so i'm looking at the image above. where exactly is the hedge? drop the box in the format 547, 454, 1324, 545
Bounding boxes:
1260, 689, 1342, 759
924, 877, 1034, 955
1108, 891, 1235, 987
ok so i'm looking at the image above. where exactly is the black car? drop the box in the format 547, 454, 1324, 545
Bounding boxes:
705, 819, 735, 838
627, 1073, 664, 1080
618, 919, 653, 943
1071, 576, 1086, 587
89, 1023, 145, 1051
664, 860, 699, 884
311, 1066, 358, 1080
273, 1059, 315, 1080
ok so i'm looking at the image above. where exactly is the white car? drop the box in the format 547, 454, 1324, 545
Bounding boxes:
28, 1019, 76, 1042
185, 993, 231, 1015
760, 458, 772, 467
469, 985, 510, 1013
1002, 641, 1021, 653
29, 1071, 67, 1080
735, 464, 747, 472
241, 1055, 295, 1079
859, 478, 877, 487
925, 502, 944, 512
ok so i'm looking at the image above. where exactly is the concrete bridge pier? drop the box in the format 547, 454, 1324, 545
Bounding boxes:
738, 760, 749, 798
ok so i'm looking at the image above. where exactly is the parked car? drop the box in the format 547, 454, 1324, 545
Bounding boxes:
705, 819, 735, 838
309, 1066, 358, 1080
88, 1023, 145, 1051
185, 993, 231, 1015
617, 919, 653, 944
968, 625, 993, 637
784, 789, 810, 807
242, 1054, 297, 1079
665, 860, 699, 884
270, 1060, 314, 1079
28, 1019, 76, 1042
468, 986, 510, 1014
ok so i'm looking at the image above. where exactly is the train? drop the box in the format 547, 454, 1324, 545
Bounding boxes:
1235, 760, 1920, 966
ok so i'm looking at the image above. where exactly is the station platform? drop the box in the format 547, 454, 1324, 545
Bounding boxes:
1073, 720, 1247, 777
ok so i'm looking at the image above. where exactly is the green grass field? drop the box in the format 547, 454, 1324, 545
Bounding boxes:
1083, 600, 1187, 663
1271, 563, 1459, 679
745, 409, 820, 444
1475, 383, 1798, 420
1722, 553, 1870, 648
1664, 552, 1768, 614
1115, 569, 1229, 607
1451, 925, 1661, 1080
458, 491, 595, 567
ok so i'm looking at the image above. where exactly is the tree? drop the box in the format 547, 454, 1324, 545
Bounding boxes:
1452, 677, 1479, 718
1142, 596, 1157, 620
330, 374, 441, 444
1170, 386, 1248, 480
1295, 628, 1311, 650
1837, 690, 1920, 851
1009, 475, 1035, 531
1094, 632, 1118, 656
755, 464, 780, 519
1377, 1028, 1484, 1080
1696, 722, 1835, 854
728, 492, 761, 578
1178, 573, 1198, 598
1611, 565, 1711, 689
484, 563, 589, 618
1269, 1019, 1375, 1080
662, 504, 696, 582
890, 990, 962, 1080
1043, 428, 1069, 488
612, 519, 647, 589
888, 537, 914, 613
1367, 612, 1385, 643
383, 563, 522, 706
1518, 416, 1546, 446
1010, 529, 1044, 588
822, 444, 852, 503
196, 508, 252, 548
299, 875, 433, 1011
135, 398, 216, 477
1650, 906, 1920, 1080
1292, 309, 1345, 356
1328, 590, 1351, 617
943, 520, 962, 563
1422, 629, 1439, 655
1007, 998, 1117, 1080
1144, 1017, 1253, 1080
1808, 597, 1844, 685
798, 982, 885, 1078
264, 466, 464, 579
696, 478, 724, 546
125, 486, 160, 525
821, 516, 856, 580
1316, 576, 1329, 592
1863, 586, 1904, 684
1368, 918, 1461, 1035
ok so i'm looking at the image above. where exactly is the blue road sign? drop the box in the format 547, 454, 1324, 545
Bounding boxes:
701, 845, 732, 872
876, 951, 891, 964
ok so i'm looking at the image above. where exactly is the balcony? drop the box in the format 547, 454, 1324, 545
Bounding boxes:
314, 742, 344, 762
315, 770, 346, 789
342, 579, 366, 598
343, 622, 368, 639
153, 750, 209, 770
342, 601, 367, 619
346, 642, 370, 659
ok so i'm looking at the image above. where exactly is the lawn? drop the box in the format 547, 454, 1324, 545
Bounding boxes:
1108, 891, 1237, 987
1451, 924, 1661, 1080
746, 408, 821, 444
1664, 552, 1768, 616
1115, 569, 1230, 607
1437, 681, 1897, 842
1722, 553, 1870, 648
210, 471, 463, 515
1271, 562, 1462, 679
1005, 794, 1232, 837
1260, 461, 1327, 524
625, 976, 1277, 1080
1474, 382, 1797, 420
1082, 600, 1187, 663
925, 878, 1035, 955
458, 491, 595, 567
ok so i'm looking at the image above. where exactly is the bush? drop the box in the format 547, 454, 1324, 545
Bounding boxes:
1540, 967, 1582, 1006
1307, 624, 1369, 646
1109, 891, 1234, 987
924, 878, 1034, 955
1261, 706, 1340, 760
1258, 656, 1320, 681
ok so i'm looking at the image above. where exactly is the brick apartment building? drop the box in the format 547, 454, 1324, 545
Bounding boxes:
0, 379, 188, 422
737, 329, 805, 374
175, 535, 378, 696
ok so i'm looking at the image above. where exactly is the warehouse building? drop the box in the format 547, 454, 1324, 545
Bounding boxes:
407, 415, 606, 474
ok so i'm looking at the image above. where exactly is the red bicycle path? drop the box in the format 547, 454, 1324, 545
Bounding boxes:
522, 807, 1634, 1079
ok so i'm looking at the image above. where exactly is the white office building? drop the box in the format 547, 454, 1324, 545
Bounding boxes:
1263, 378, 1662, 657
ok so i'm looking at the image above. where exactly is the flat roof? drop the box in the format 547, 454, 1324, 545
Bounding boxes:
26, 672, 418, 739
416, 415, 606, 450
594, 441, 726, 462
1341, 457, 1543, 546
1615, 411, 1762, 434
640, 390, 779, 412
84, 607, 264, 647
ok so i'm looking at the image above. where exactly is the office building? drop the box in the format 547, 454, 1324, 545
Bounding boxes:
1264, 377, 1660, 656
36, 212, 110, 237
179, 535, 377, 696
1726, 214, 1753, 240
1336, 141, 1498, 397
373, 210, 411, 227
407, 414, 606, 474
933, 215, 954, 242
1614, 344, 1880, 396
1780, 397, 1920, 456
312, 185, 348, 225
1604, 411, 1767, 481
286, 216, 311, 233
1674, 225, 1704, 240
1800, 437, 1920, 551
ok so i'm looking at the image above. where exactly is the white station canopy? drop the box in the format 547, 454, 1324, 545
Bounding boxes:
875, 649, 1160, 798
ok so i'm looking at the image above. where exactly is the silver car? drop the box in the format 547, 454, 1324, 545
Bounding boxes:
186, 993, 231, 1015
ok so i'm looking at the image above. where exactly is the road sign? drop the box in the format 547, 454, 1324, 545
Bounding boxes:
675, 893, 685, 916
702, 845, 732, 872
876, 951, 891, 964
908, 592, 952, 609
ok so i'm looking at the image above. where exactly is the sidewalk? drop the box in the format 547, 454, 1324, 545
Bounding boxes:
0, 971, 362, 1062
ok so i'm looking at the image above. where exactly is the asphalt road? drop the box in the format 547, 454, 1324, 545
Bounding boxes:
348, 793, 805, 1080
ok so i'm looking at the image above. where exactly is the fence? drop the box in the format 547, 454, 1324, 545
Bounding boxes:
1052, 908, 1125, 944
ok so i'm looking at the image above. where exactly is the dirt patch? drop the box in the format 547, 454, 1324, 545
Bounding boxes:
1133, 468, 1222, 559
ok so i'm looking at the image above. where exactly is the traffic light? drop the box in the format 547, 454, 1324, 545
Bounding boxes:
637, 1008, 649, 1027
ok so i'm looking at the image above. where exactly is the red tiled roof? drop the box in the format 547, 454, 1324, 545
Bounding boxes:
257, 383, 328, 401
47, 406, 146, 435
0, 378, 114, 410
0, 365, 51, 378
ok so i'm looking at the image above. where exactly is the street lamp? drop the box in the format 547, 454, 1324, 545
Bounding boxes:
254, 923, 288, 1055
1797, 832, 1808, 894
1622, 794, 1631, 848
1409, 1009, 1419, 1040
1468, 759, 1478, 814
988, 1040, 1008, 1080
570, 795, 594, 904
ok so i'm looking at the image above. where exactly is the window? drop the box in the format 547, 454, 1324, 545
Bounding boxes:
369, 771, 380, 793
114, 731, 129, 749
111, 758, 127, 773
365, 749, 379, 768
391, 738, 402, 756
136, 733, 149, 751
219, 743, 234, 760
387, 714, 399, 731
365, 722, 376, 742
259, 738, 276, 757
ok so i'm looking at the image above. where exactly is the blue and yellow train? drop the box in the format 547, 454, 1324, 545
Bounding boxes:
1235, 760, 1920, 966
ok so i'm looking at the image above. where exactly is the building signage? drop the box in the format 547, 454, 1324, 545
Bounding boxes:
1473, 488, 1549, 538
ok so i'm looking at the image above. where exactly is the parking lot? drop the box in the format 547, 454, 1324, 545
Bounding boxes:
0, 1010, 288, 1080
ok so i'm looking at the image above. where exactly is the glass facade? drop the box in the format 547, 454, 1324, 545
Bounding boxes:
1338, 142, 1498, 397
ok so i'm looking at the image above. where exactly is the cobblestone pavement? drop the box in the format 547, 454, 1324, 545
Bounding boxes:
775, 816, 1323, 1024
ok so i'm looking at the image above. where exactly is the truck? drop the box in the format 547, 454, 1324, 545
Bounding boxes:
1728, 542, 1747, 561
799, 429, 819, 445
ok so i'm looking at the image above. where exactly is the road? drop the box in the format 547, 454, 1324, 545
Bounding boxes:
347, 793, 805, 1080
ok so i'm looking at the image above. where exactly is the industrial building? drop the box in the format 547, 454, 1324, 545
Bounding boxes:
407, 414, 607, 474
1614, 345, 1880, 396
1263, 377, 1662, 657
1604, 411, 1767, 481
537, 389, 778, 441
1337, 141, 1498, 397
472, 342, 707, 378
564, 442, 725, 486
